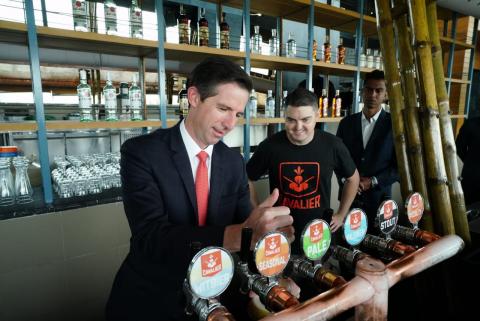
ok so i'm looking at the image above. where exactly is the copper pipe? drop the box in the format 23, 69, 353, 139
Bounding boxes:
265, 285, 300, 312
206, 306, 236, 321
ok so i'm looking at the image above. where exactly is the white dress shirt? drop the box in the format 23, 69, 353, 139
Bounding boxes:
361, 108, 382, 149
179, 120, 213, 185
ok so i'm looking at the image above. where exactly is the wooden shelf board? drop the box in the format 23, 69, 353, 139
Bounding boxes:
440, 36, 474, 51
164, 43, 245, 65
250, 54, 310, 71
445, 78, 470, 84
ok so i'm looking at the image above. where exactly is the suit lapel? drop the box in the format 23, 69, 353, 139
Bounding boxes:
169, 125, 197, 221
365, 109, 386, 152
208, 144, 224, 224
353, 112, 363, 152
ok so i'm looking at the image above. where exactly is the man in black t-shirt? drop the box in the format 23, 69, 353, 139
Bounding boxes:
246, 87, 359, 254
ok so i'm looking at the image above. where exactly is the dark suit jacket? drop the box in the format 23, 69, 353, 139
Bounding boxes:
106, 123, 251, 321
336, 109, 399, 227
456, 117, 480, 205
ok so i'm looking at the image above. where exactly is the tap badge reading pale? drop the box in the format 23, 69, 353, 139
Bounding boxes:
254, 231, 290, 277
301, 219, 331, 260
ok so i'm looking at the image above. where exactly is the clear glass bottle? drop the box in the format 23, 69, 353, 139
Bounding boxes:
249, 89, 257, 118
104, 72, 118, 121
198, 8, 209, 47
374, 50, 381, 69
269, 29, 279, 56
119, 82, 130, 120
281, 90, 288, 118
72, 0, 88, 32
129, 73, 143, 121
104, 0, 118, 35
266, 90, 275, 118
77, 69, 93, 122
360, 49, 367, 67
324, 35, 331, 63
220, 12, 230, 49
366, 48, 374, 68
321, 88, 328, 118
332, 89, 342, 117
0, 159, 14, 206
130, 0, 143, 39
251, 25, 262, 54
178, 4, 190, 44
13, 157, 33, 204
178, 80, 188, 119
337, 37, 346, 64
286, 32, 296, 58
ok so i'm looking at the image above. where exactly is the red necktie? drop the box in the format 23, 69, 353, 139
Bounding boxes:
195, 151, 209, 226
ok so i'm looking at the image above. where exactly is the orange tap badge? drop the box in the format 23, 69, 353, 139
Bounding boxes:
309, 222, 324, 243
350, 211, 361, 230
201, 250, 222, 277
255, 232, 290, 278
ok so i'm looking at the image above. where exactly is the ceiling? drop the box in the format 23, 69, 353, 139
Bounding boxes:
437, 0, 480, 19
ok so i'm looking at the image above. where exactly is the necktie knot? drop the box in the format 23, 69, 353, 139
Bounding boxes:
197, 151, 208, 163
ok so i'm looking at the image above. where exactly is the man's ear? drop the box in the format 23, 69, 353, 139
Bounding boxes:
187, 86, 200, 108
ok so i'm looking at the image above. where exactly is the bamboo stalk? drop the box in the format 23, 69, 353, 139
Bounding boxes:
426, 0, 470, 244
374, 0, 413, 202
392, 0, 433, 232
407, 0, 455, 236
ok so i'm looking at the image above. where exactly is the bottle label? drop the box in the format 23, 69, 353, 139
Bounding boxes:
78, 87, 91, 109
104, 88, 116, 109
179, 97, 189, 116
254, 231, 290, 277
179, 22, 189, 44
220, 31, 229, 49
130, 90, 142, 109
335, 97, 342, 117
105, 6, 116, 20
377, 200, 399, 235
338, 46, 346, 64
324, 46, 331, 63
73, 1, 86, 15
301, 219, 331, 261
131, 10, 142, 24
344, 209, 368, 246
199, 26, 209, 46
322, 98, 328, 117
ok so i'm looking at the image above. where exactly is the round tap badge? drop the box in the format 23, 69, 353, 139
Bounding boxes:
377, 199, 399, 235
301, 219, 331, 261
343, 208, 368, 246
254, 231, 290, 278
188, 246, 234, 299
405, 192, 424, 225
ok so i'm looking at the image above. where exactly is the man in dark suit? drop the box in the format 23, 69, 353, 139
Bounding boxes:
336, 70, 399, 232
106, 57, 294, 321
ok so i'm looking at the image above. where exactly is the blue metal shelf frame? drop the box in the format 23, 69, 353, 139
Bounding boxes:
465, 18, 479, 118
353, 0, 365, 114
446, 12, 457, 97
155, 0, 168, 128
243, 0, 251, 161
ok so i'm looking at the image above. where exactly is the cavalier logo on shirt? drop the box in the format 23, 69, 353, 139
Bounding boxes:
279, 162, 321, 210
265, 235, 281, 257
201, 250, 222, 277
310, 222, 324, 243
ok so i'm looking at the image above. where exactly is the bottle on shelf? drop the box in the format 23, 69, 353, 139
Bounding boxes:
178, 80, 189, 119
374, 50, 382, 70
269, 29, 279, 56
249, 89, 257, 118
178, 5, 190, 45
251, 25, 262, 54
103, 72, 118, 121
337, 37, 345, 64
366, 49, 374, 69
266, 90, 275, 118
286, 32, 296, 58
198, 8, 209, 47
129, 0, 143, 39
360, 49, 367, 68
324, 35, 331, 63
71, 0, 88, 32
119, 82, 130, 120
332, 90, 342, 118
129, 73, 143, 121
281, 90, 288, 118
312, 39, 317, 61
104, 0, 118, 35
219, 12, 230, 49
77, 69, 93, 122
319, 88, 328, 118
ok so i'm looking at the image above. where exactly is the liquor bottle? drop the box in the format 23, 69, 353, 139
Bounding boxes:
198, 8, 209, 47
178, 80, 189, 119
77, 70, 93, 122
249, 89, 257, 118
391, 225, 440, 246
366, 49, 374, 68
177, 5, 190, 44
219, 12, 230, 49
324, 35, 331, 63
130, 0, 143, 39
321, 88, 328, 118
104, 72, 118, 121
281, 90, 288, 118
72, 0, 88, 32
251, 25, 262, 54
119, 82, 130, 120
360, 49, 367, 67
374, 50, 381, 69
362, 234, 416, 258
337, 37, 345, 64
129, 73, 143, 121
265, 90, 275, 118
104, 0, 118, 35
312, 39, 317, 61
286, 32, 296, 58
269, 29, 279, 56
332, 90, 341, 118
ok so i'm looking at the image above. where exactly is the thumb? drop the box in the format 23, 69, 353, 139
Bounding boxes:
259, 188, 280, 208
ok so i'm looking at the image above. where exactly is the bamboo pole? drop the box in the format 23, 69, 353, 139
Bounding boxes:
407, 0, 455, 236
373, 0, 413, 202
392, 0, 434, 232
426, 0, 470, 244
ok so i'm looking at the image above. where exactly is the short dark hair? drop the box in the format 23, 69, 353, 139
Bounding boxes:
188, 57, 253, 101
364, 69, 385, 86
286, 87, 318, 109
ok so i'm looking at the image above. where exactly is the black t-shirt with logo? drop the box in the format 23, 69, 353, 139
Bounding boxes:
246, 129, 356, 254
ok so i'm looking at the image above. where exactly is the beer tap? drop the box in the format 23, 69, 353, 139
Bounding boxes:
331, 244, 367, 271
184, 242, 236, 321
236, 228, 299, 312
285, 217, 346, 291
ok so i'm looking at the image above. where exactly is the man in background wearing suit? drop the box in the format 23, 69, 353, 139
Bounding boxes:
106, 57, 294, 321
336, 70, 399, 232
